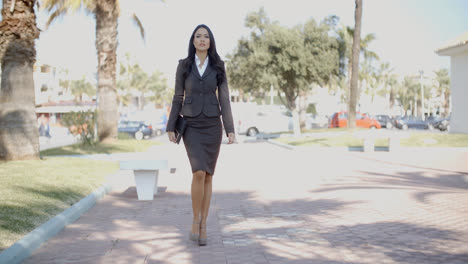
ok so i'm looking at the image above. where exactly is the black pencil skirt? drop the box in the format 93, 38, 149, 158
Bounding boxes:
183, 113, 223, 175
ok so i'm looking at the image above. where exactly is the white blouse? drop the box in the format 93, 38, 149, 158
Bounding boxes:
195, 54, 209, 76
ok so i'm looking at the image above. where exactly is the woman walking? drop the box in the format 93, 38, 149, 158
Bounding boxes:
166, 24, 236, 246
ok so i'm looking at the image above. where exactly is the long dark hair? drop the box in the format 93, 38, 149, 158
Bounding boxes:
181, 24, 225, 85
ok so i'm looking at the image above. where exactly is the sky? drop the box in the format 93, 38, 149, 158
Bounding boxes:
27, 0, 468, 83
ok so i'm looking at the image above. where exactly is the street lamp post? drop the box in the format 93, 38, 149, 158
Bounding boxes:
419, 70, 425, 120
270, 84, 274, 105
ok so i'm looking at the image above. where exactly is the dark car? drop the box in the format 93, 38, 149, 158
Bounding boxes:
373, 114, 395, 129
433, 118, 450, 131
152, 109, 168, 136
394, 116, 434, 130
118, 120, 153, 140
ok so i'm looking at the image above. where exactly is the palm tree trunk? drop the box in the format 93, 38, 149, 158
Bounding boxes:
95, 0, 119, 141
444, 88, 450, 117
0, 0, 40, 160
389, 87, 395, 108
348, 0, 362, 129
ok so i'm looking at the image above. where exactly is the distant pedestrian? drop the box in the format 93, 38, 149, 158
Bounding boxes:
166, 24, 236, 246
45, 118, 51, 138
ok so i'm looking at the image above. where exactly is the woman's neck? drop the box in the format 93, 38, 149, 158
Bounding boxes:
196, 51, 208, 61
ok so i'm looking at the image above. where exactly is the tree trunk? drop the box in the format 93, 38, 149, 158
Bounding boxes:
389, 87, 395, 108
282, 90, 301, 136
95, 0, 119, 142
290, 96, 301, 136
444, 88, 450, 117
298, 91, 307, 130
348, 0, 362, 129
0, 0, 40, 160
292, 108, 301, 136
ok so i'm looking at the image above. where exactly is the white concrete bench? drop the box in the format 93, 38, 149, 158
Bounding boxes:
355, 130, 403, 152
119, 160, 168, 200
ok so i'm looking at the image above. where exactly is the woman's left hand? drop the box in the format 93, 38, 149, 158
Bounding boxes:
227, 133, 236, 144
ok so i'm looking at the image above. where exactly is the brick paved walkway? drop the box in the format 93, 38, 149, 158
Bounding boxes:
25, 142, 468, 264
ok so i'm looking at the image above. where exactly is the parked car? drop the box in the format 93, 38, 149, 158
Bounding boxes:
235, 105, 293, 136
372, 114, 395, 129
118, 120, 153, 140
305, 114, 329, 129
329, 111, 381, 129
152, 109, 168, 136
433, 117, 450, 131
394, 116, 434, 130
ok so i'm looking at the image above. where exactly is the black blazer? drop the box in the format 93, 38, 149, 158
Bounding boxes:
166, 59, 235, 136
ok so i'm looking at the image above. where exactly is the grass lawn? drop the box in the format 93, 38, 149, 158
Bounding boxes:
0, 157, 118, 252
40, 139, 162, 156
279, 127, 353, 135
1, 138, 161, 252
400, 132, 468, 147
276, 131, 468, 148
277, 132, 363, 147
301, 127, 354, 133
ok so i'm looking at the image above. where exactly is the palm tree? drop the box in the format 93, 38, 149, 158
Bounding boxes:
433, 68, 450, 117
359, 59, 376, 104
42, 0, 152, 142
374, 61, 397, 109
336, 15, 378, 119
337, 26, 379, 85
397, 76, 419, 116
0, 0, 41, 160
386, 74, 398, 109
70, 77, 96, 102
348, 0, 362, 129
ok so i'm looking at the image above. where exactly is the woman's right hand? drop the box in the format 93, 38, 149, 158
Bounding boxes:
168, 131, 177, 143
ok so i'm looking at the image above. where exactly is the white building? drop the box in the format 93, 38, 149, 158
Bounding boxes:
436, 31, 468, 134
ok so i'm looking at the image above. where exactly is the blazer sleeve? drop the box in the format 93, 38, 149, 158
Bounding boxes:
166, 60, 184, 132
218, 62, 235, 136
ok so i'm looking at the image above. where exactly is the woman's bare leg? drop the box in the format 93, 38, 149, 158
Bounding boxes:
191, 170, 206, 234
200, 173, 213, 239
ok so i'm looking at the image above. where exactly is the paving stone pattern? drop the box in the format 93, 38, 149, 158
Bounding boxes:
25, 142, 468, 264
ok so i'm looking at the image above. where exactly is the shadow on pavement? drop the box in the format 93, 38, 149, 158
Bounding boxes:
23, 142, 468, 263
25, 188, 362, 263
24, 183, 468, 263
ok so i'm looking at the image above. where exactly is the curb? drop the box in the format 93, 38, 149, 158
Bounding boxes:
267, 140, 355, 152
266, 139, 468, 153
0, 182, 113, 264
266, 139, 296, 150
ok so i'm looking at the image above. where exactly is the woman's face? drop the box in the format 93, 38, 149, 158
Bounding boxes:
193, 27, 210, 52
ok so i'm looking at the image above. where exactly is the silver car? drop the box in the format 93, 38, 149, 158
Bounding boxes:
233, 104, 293, 136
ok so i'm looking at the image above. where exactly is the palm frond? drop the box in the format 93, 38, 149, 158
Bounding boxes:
41, 0, 97, 29
362, 33, 376, 43
42, 0, 65, 12
42, 0, 95, 15
132, 13, 145, 40
45, 8, 66, 28
363, 50, 379, 61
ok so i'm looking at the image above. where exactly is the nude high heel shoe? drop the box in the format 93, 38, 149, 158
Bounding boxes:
198, 225, 207, 246
189, 221, 200, 242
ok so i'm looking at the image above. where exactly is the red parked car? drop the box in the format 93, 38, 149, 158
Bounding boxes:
329, 111, 381, 129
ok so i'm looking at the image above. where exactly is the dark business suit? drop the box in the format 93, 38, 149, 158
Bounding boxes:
167, 60, 234, 135
167, 59, 235, 175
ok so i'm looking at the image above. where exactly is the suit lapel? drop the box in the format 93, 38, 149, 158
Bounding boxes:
192, 61, 214, 80
192, 62, 202, 80
201, 64, 213, 79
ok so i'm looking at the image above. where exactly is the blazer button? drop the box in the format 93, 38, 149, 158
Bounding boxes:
199, 93, 203, 96
200, 81, 203, 84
